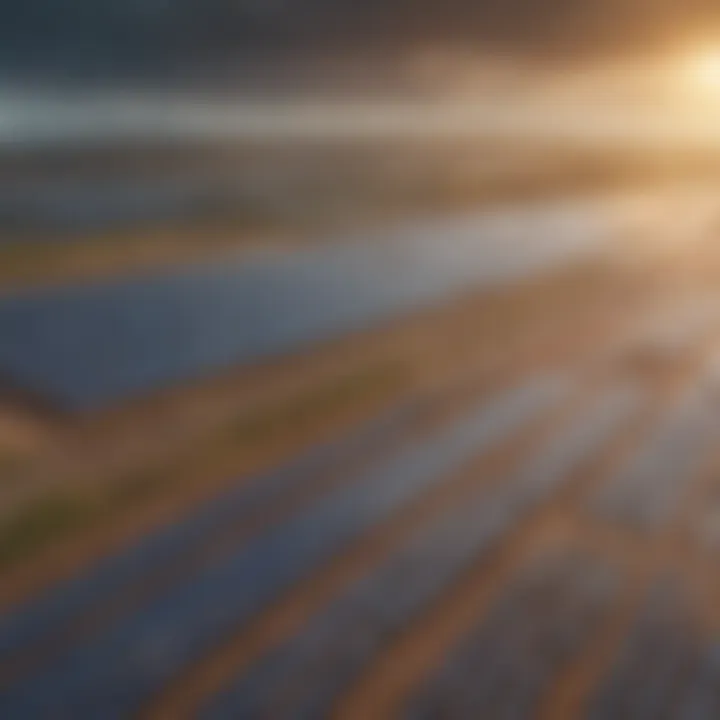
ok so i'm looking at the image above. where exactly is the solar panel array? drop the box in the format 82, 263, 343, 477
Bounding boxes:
0, 202, 605, 409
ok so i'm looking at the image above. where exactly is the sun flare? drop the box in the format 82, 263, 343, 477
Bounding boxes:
686, 48, 720, 93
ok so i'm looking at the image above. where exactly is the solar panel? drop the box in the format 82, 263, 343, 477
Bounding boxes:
0, 204, 604, 410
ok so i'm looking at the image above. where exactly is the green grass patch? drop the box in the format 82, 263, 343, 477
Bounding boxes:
0, 491, 100, 569
223, 363, 404, 446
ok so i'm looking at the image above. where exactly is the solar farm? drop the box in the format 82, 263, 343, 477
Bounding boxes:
3, 184, 720, 719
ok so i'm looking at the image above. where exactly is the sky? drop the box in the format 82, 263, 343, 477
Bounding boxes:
2, 1, 720, 146
1, 0, 720, 83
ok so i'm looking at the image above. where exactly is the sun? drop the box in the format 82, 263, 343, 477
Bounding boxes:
686, 48, 720, 92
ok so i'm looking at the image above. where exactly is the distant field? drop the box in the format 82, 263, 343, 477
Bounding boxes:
2, 136, 720, 288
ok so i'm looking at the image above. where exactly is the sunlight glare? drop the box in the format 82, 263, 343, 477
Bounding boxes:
685, 47, 720, 93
